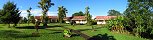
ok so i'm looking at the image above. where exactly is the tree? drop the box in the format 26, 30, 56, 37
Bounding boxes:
124, 0, 153, 37
72, 11, 85, 16
107, 9, 122, 16
58, 6, 67, 23
0, 10, 2, 23
0, 1, 21, 28
27, 7, 32, 25
85, 6, 92, 25
30, 16, 35, 24
22, 17, 28, 23
0, 9, 2, 16
38, 0, 54, 27
0, 20, 1, 24
108, 16, 124, 33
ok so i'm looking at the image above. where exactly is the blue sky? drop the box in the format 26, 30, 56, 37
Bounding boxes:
0, 0, 128, 18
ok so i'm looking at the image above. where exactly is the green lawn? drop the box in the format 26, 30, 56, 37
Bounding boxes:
82, 28, 147, 40
0, 24, 84, 40
0, 23, 148, 40
61, 24, 147, 40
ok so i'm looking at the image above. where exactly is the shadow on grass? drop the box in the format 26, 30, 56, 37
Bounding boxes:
140, 32, 153, 39
15, 25, 63, 29
51, 31, 62, 34
71, 34, 81, 37
0, 30, 39, 38
77, 27, 103, 31
0, 27, 3, 28
88, 33, 116, 40
77, 29, 92, 31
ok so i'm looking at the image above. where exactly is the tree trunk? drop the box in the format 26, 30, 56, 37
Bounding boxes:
28, 22, 29, 25
43, 20, 47, 28
8, 24, 10, 28
92, 26, 95, 31
13, 24, 17, 27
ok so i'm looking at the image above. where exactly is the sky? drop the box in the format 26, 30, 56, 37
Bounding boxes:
0, 0, 128, 18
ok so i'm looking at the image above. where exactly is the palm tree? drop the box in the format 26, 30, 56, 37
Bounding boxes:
38, 0, 54, 27
27, 7, 32, 25
85, 6, 92, 25
57, 6, 67, 23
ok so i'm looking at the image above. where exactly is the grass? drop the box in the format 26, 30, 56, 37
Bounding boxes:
82, 28, 147, 40
0, 23, 148, 40
60, 24, 147, 40
0, 24, 84, 40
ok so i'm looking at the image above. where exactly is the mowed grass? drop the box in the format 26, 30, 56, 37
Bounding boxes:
0, 23, 148, 40
61, 24, 147, 40
0, 24, 84, 40
82, 28, 147, 40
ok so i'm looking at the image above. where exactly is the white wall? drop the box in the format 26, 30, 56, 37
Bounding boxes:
65, 21, 70, 23
75, 20, 87, 24
97, 20, 106, 24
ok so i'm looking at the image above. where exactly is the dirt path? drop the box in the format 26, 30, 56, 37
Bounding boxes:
62, 27, 91, 40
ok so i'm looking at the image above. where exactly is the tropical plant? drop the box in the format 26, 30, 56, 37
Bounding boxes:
30, 16, 35, 24
27, 7, 32, 25
38, 0, 54, 27
57, 6, 67, 23
123, 0, 153, 37
22, 17, 28, 23
85, 6, 92, 25
108, 16, 124, 33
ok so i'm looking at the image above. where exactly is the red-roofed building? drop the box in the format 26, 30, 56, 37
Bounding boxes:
35, 16, 42, 22
95, 16, 116, 24
48, 16, 58, 23
35, 16, 58, 23
63, 17, 72, 23
71, 16, 87, 24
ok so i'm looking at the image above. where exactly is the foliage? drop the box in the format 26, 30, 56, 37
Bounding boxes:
123, 0, 153, 37
64, 29, 71, 37
27, 7, 32, 25
38, 0, 54, 27
57, 6, 67, 23
30, 16, 35, 24
85, 6, 92, 25
72, 11, 85, 16
0, 1, 21, 27
107, 9, 122, 16
0, 10, 2, 23
22, 17, 28, 23
91, 19, 97, 25
0, 19, 2, 24
107, 16, 124, 33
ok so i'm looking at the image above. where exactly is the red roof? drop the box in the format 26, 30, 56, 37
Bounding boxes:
71, 16, 86, 20
63, 17, 72, 20
35, 16, 41, 19
95, 16, 116, 20
48, 16, 57, 19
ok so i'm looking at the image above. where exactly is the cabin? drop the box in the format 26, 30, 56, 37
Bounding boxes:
95, 16, 116, 24
71, 16, 87, 24
48, 16, 58, 23
35, 16, 42, 22
63, 17, 72, 23
35, 16, 58, 23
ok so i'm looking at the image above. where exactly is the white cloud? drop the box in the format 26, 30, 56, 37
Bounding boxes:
47, 11, 58, 16
20, 9, 57, 17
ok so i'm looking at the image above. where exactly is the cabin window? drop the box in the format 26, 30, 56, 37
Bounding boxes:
98, 20, 104, 22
